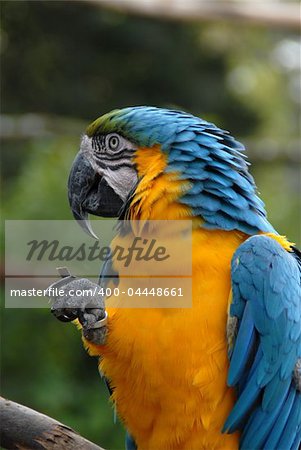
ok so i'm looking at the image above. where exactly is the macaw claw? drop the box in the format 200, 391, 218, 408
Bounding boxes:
46, 268, 107, 344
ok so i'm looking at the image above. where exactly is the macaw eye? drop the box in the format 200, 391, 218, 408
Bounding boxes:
107, 134, 120, 151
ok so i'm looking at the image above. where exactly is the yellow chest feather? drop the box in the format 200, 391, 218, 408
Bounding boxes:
84, 146, 246, 448
93, 229, 247, 450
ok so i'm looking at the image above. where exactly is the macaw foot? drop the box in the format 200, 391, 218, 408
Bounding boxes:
46, 273, 107, 345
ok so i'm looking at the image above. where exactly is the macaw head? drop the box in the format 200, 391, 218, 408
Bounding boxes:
68, 106, 274, 237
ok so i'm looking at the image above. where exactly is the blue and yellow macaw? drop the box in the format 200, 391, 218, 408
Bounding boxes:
52, 107, 301, 449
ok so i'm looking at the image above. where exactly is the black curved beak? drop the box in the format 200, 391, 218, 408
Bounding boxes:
68, 153, 124, 238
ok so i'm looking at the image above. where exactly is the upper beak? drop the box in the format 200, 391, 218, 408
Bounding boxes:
68, 153, 124, 238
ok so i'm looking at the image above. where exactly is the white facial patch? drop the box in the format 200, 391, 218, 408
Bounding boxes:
103, 167, 138, 201
80, 134, 103, 174
79, 133, 138, 201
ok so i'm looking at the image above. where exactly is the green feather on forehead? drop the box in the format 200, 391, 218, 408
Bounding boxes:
86, 109, 127, 137
85, 107, 153, 145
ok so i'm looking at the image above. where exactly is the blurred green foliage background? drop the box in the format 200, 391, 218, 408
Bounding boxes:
1, 1, 300, 449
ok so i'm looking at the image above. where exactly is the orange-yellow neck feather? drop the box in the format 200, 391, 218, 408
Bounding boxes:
130, 145, 191, 220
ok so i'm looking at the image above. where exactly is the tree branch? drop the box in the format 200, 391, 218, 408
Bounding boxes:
86, 0, 301, 30
0, 397, 105, 450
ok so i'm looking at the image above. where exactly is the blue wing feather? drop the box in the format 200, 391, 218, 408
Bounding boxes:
263, 386, 296, 450
227, 301, 256, 386
224, 235, 301, 450
276, 392, 301, 450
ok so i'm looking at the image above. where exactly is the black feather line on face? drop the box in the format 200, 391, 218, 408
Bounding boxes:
102, 150, 134, 161
92, 134, 106, 153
